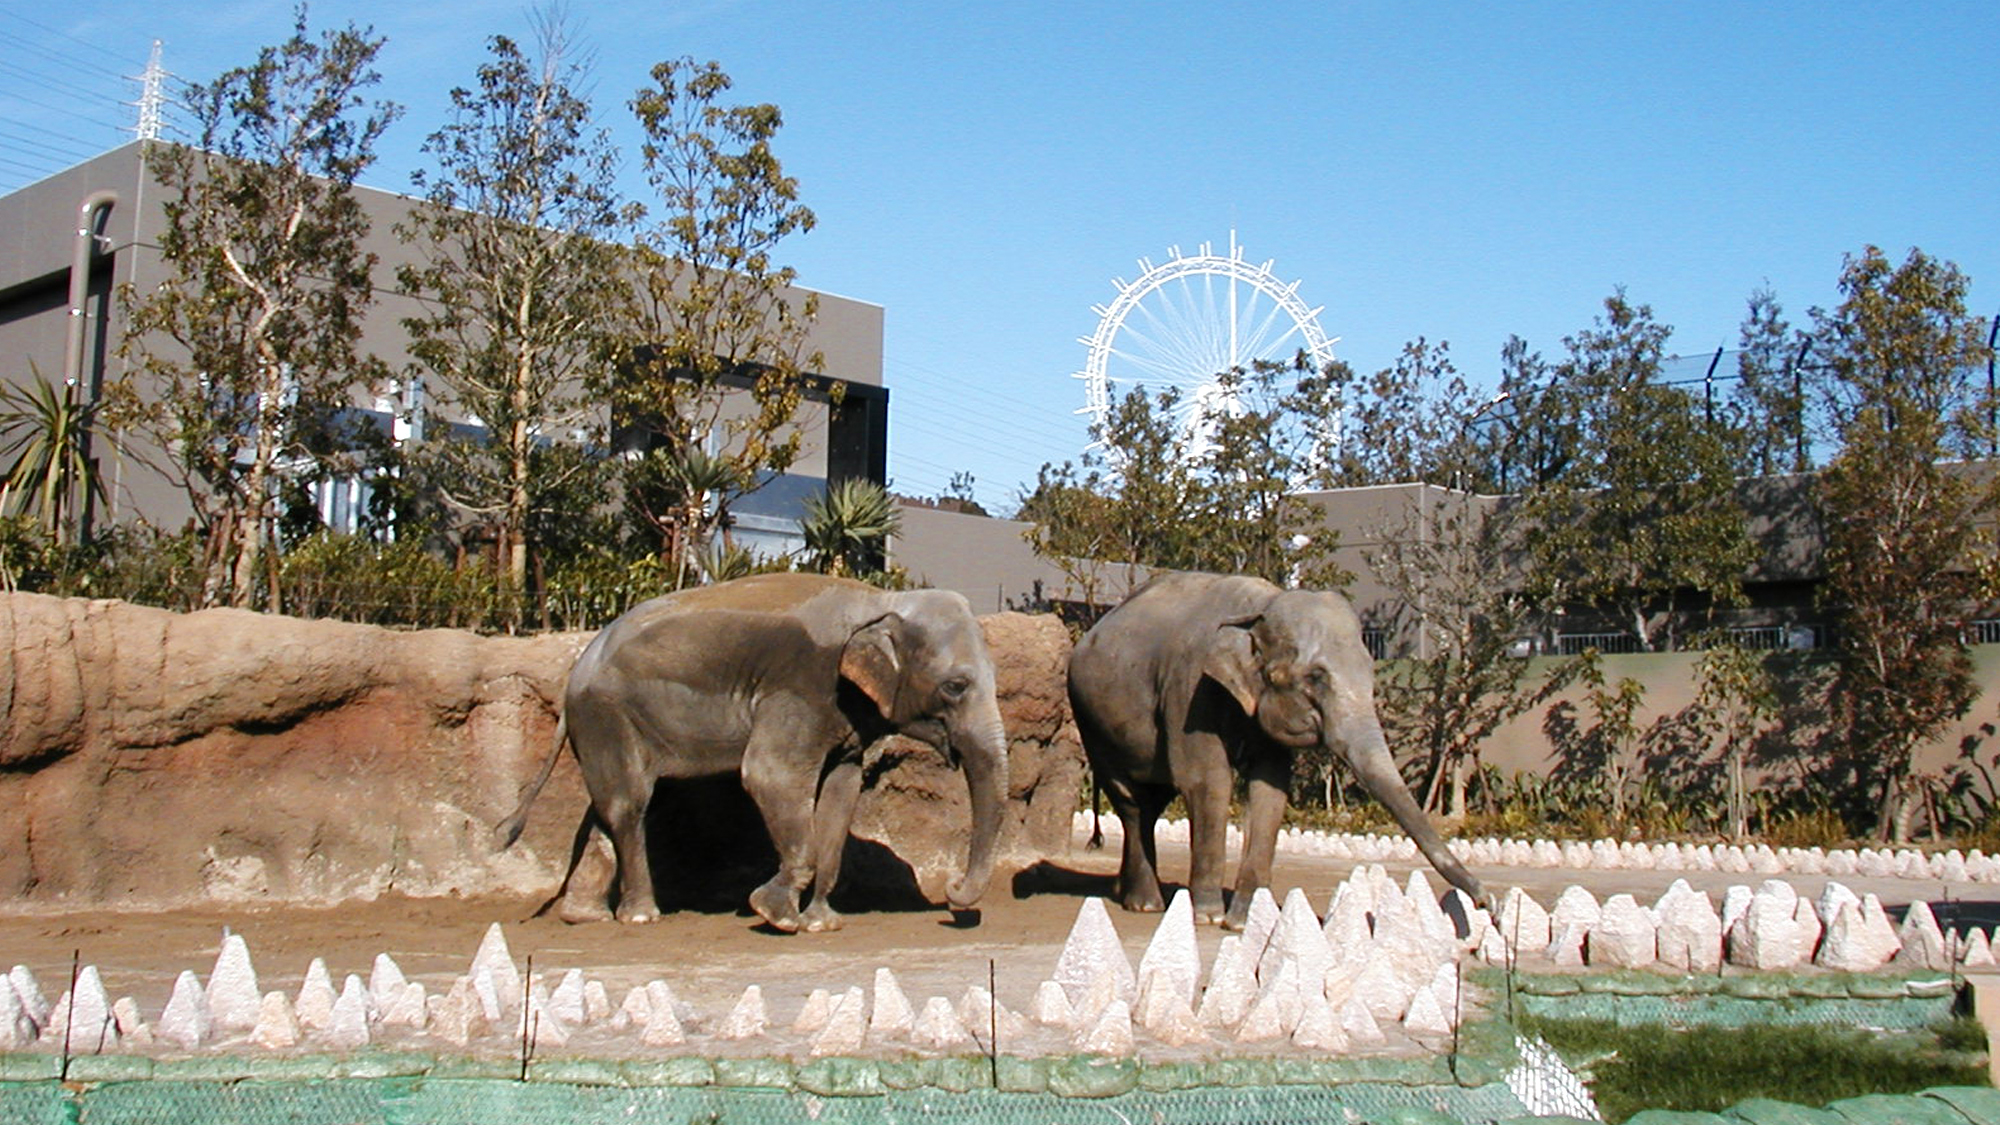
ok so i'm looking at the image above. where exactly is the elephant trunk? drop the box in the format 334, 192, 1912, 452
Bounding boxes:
1337, 714, 1488, 908
945, 700, 1009, 910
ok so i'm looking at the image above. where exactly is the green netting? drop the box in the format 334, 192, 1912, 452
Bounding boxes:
0, 1077, 1532, 1125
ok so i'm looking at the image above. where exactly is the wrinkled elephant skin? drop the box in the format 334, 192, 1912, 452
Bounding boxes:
498, 573, 1009, 933
1068, 572, 1484, 928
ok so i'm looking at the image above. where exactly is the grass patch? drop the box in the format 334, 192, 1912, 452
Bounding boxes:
1521, 1015, 1988, 1124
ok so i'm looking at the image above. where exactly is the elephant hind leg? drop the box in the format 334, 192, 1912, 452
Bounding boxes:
1104, 778, 1171, 914
553, 812, 616, 924
740, 714, 824, 933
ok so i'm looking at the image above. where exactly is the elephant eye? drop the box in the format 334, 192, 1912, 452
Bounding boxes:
940, 677, 970, 699
1306, 667, 1330, 689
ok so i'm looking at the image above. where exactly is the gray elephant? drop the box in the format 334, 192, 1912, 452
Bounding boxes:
498, 572, 1009, 933
1068, 572, 1484, 928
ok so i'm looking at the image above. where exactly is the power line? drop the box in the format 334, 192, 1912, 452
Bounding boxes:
0, 11, 138, 70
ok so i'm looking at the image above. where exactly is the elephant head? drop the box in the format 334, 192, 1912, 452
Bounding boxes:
1202, 589, 1486, 906
839, 590, 1009, 910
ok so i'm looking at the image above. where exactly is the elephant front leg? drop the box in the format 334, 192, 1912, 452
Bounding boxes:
1225, 748, 1291, 930
801, 754, 864, 933
740, 723, 823, 933
1182, 773, 1232, 924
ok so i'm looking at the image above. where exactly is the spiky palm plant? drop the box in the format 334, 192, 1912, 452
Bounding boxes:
801, 478, 901, 578
0, 364, 107, 546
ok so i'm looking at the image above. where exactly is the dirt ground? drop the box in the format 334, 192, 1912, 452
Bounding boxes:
0, 828, 1986, 1053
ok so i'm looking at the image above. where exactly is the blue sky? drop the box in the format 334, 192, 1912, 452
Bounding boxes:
4, 2, 1995, 514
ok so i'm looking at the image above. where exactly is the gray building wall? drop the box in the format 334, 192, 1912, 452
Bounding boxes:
0, 142, 886, 541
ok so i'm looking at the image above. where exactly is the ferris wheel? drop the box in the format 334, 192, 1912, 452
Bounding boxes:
1076, 233, 1337, 439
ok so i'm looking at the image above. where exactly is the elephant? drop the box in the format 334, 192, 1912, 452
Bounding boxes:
1067, 571, 1485, 929
497, 572, 1009, 933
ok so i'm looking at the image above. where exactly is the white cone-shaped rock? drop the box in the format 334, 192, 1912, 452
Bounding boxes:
1546, 923, 1587, 967
1894, 901, 1950, 970
430, 977, 486, 1047
1240, 887, 1283, 965
158, 970, 210, 1049
1338, 995, 1387, 1047
1818, 881, 1862, 927
1497, 887, 1551, 954
1032, 980, 1073, 1028
1233, 987, 1290, 1042
583, 980, 611, 1025
515, 979, 569, 1049
1652, 880, 1721, 972
641, 994, 685, 1047
249, 991, 301, 1049
911, 996, 972, 1050
645, 979, 697, 1029
1072, 969, 1120, 1030
368, 953, 407, 1012
547, 969, 587, 1027
1290, 991, 1348, 1051
8, 966, 47, 1028
325, 975, 371, 1049
42, 965, 116, 1049
1052, 898, 1134, 1006
1720, 884, 1754, 935
1195, 936, 1255, 1028
1073, 997, 1134, 1055
1136, 891, 1200, 1005
472, 970, 503, 1025
469, 923, 520, 1014
1247, 957, 1307, 1036
0, 979, 32, 1050
792, 988, 833, 1034
1405, 870, 1456, 948
1478, 926, 1511, 966
1347, 955, 1411, 1025
1402, 982, 1452, 1037
809, 986, 867, 1056
1792, 895, 1823, 960
296, 959, 337, 1031
1260, 887, 1333, 991
381, 981, 428, 1030
1817, 900, 1884, 971
716, 985, 767, 1039
1549, 885, 1602, 936
1323, 885, 1376, 966
1730, 881, 1807, 970
1588, 894, 1657, 969
958, 986, 1028, 1044
208, 934, 262, 1035
870, 968, 914, 1040
1137, 976, 1207, 1046
110, 995, 151, 1046
1964, 927, 1997, 968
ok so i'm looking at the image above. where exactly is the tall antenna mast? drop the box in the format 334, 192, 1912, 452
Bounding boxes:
131, 40, 165, 142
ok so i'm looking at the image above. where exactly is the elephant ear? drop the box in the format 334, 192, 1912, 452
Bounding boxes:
841, 613, 904, 720
1203, 616, 1263, 717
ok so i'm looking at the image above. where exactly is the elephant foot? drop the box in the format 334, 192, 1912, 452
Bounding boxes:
801, 902, 844, 933
749, 882, 802, 933
1116, 876, 1166, 914
1219, 898, 1251, 931
615, 904, 661, 924
1191, 892, 1228, 926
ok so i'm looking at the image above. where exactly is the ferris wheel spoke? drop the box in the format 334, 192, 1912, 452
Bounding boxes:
1081, 240, 1334, 447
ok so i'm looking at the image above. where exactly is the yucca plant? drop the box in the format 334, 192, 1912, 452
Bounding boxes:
0, 364, 107, 547
801, 477, 901, 578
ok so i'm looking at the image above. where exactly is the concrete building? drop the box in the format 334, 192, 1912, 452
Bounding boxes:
0, 142, 889, 558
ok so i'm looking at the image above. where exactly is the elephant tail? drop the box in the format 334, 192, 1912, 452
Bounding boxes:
1086, 771, 1104, 851
492, 714, 568, 851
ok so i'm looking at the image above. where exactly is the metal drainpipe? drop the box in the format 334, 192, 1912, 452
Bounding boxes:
63, 190, 119, 542
64, 191, 119, 392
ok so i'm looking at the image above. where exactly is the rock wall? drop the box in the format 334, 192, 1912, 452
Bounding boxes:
0, 594, 1081, 914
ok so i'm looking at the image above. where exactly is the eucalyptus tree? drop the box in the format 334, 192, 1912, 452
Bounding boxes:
396, 12, 629, 625
1518, 293, 1752, 651
610, 56, 822, 585
1812, 246, 1997, 839
117, 11, 399, 609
